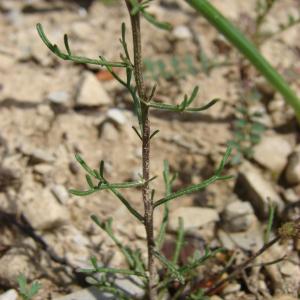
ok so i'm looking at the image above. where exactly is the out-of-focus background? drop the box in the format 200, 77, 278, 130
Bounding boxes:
0, 0, 300, 299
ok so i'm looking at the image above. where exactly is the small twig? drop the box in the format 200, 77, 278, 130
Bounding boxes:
204, 236, 280, 295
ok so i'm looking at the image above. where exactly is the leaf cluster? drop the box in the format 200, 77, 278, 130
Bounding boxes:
144, 52, 232, 80
229, 90, 266, 165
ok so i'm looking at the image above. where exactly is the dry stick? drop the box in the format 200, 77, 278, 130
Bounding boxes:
125, 1, 156, 299
204, 236, 280, 296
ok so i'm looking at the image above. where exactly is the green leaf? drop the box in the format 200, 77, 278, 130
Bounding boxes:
64, 34, 71, 56
86, 174, 95, 189
142, 11, 172, 31
173, 217, 184, 265
69, 189, 94, 196
154, 250, 185, 284
75, 153, 98, 178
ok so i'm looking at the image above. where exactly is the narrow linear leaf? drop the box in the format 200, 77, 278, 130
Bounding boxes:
86, 174, 94, 189
64, 34, 71, 56
150, 129, 160, 140
173, 217, 184, 265
154, 251, 184, 284
75, 153, 98, 178
69, 189, 95, 196
142, 11, 172, 31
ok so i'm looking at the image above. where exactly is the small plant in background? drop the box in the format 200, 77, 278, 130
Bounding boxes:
144, 51, 232, 80
229, 89, 266, 165
17, 274, 41, 300
254, 0, 300, 46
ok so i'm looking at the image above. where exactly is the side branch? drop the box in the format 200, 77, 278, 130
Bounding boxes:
36, 23, 127, 68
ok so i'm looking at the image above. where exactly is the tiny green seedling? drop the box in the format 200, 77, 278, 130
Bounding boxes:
17, 274, 41, 300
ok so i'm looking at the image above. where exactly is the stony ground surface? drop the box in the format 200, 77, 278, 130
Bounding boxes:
0, 0, 300, 299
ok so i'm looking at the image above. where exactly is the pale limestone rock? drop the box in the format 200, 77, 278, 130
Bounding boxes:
0, 289, 18, 300
47, 91, 70, 105
285, 148, 300, 185
253, 135, 292, 175
0, 248, 39, 287
218, 220, 264, 251
22, 188, 70, 230
236, 161, 284, 219
51, 184, 69, 204
222, 200, 255, 232
76, 72, 111, 107
172, 25, 192, 40
106, 108, 126, 125
168, 207, 219, 231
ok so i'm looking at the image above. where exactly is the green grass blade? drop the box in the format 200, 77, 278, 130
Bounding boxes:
186, 0, 300, 121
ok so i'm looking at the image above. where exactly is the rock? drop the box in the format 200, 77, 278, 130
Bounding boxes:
168, 207, 219, 231
0, 247, 38, 287
218, 220, 264, 251
253, 135, 292, 175
47, 91, 70, 106
51, 184, 69, 204
22, 188, 70, 230
54, 287, 109, 300
172, 25, 192, 40
222, 200, 255, 232
100, 122, 119, 141
19, 144, 55, 164
235, 161, 284, 219
283, 188, 299, 203
106, 108, 126, 126
76, 72, 111, 107
222, 282, 241, 294
280, 261, 300, 277
55, 279, 144, 300
71, 22, 94, 40
285, 148, 300, 185
0, 290, 18, 300
273, 296, 299, 300
134, 224, 146, 239
33, 164, 53, 175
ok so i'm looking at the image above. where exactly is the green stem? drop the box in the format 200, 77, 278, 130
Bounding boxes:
186, 0, 300, 122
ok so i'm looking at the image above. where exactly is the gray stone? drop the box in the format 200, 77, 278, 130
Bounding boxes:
19, 144, 55, 164
100, 122, 119, 142
253, 135, 292, 175
76, 72, 111, 107
22, 188, 70, 230
168, 207, 219, 231
47, 91, 70, 105
54, 287, 113, 300
283, 188, 299, 203
55, 276, 145, 300
0, 246, 39, 287
285, 148, 300, 185
51, 184, 69, 204
172, 25, 192, 40
222, 200, 255, 232
0, 290, 18, 300
106, 109, 126, 126
236, 161, 284, 219
218, 220, 264, 251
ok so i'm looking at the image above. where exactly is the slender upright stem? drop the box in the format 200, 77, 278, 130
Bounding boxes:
125, 1, 156, 299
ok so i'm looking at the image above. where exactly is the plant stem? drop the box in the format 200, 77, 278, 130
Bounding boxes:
125, 1, 156, 299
